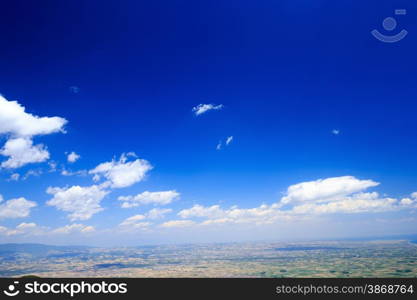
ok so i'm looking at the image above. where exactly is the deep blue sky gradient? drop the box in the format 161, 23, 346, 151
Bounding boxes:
0, 0, 416, 243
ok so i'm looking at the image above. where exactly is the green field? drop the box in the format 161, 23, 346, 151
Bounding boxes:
1, 240, 416, 278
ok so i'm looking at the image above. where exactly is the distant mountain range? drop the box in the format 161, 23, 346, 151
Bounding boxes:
0, 243, 91, 258
1, 235, 416, 257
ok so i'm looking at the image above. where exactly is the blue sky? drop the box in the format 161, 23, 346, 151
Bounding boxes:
0, 0, 416, 246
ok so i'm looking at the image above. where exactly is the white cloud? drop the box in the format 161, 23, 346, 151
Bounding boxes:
178, 204, 285, 226
332, 129, 340, 135
192, 103, 223, 116
119, 209, 172, 230
9, 173, 20, 181
0, 222, 94, 236
400, 192, 417, 207
179, 204, 224, 219
0, 95, 67, 169
120, 214, 145, 225
16, 222, 38, 230
216, 136, 233, 150
0, 196, 37, 219
52, 223, 95, 234
0, 95, 67, 137
400, 198, 414, 206
146, 208, 172, 219
48, 161, 58, 172
46, 185, 109, 221
0, 225, 7, 234
276, 176, 405, 215
160, 220, 195, 228
89, 153, 152, 188
1, 222, 45, 236
119, 215, 151, 230
118, 190, 179, 208
290, 192, 398, 214
176, 177, 416, 227
280, 176, 379, 206
61, 168, 87, 177
22, 169, 43, 180
67, 151, 80, 163
92, 174, 100, 182
0, 138, 49, 168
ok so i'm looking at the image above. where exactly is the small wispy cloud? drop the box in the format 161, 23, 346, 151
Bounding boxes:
48, 161, 58, 172
8, 173, 20, 181
67, 151, 80, 163
61, 169, 88, 177
22, 169, 43, 180
216, 136, 234, 150
118, 190, 179, 208
192, 103, 223, 116
332, 129, 340, 135
69, 86, 80, 94
216, 142, 222, 151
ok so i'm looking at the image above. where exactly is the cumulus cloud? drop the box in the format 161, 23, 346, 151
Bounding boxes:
178, 204, 224, 219
192, 103, 223, 116
118, 190, 180, 208
290, 192, 398, 214
280, 176, 380, 205
147, 208, 172, 219
0, 95, 67, 169
0, 95, 67, 137
176, 177, 416, 227
89, 153, 152, 188
120, 214, 146, 225
49, 154, 155, 220
0, 223, 94, 236
46, 185, 109, 221
119, 215, 152, 230
0, 222, 45, 236
332, 129, 340, 135
400, 192, 417, 208
67, 151, 80, 163
178, 204, 285, 226
9, 173, 20, 181
0, 195, 37, 219
400, 198, 414, 206
276, 176, 407, 215
52, 223, 95, 234
119, 208, 172, 230
0, 138, 50, 168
